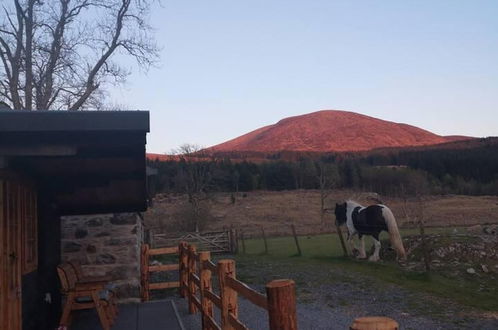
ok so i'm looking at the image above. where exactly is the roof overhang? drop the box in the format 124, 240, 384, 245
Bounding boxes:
0, 110, 150, 215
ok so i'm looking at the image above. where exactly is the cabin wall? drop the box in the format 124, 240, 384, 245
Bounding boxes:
22, 196, 61, 330
61, 213, 144, 302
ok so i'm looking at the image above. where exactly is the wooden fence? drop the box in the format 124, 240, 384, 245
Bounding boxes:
141, 242, 399, 330
140, 245, 180, 301
149, 229, 238, 253
179, 241, 297, 330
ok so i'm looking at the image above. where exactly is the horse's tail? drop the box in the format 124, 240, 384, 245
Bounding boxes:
382, 206, 407, 261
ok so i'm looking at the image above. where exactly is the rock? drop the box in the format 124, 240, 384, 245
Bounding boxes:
86, 218, 104, 227
466, 268, 476, 274
110, 214, 137, 225
481, 265, 489, 273
63, 242, 82, 253
75, 228, 88, 239
96, 253, 116, 264
86, 244, 97, 253
95, 231, 110, 237
105, 238, 135, 246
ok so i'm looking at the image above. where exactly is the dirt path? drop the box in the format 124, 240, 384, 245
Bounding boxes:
175, 257, 497, 330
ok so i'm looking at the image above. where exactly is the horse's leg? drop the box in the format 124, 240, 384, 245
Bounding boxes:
358, 235, 367, 259
347, 232, 359, 256
369, 233, 381, 262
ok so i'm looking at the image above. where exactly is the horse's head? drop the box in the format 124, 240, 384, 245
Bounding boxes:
334, 202, 348, 226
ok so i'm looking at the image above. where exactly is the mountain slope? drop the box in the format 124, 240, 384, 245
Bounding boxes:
210, 110, 470, 152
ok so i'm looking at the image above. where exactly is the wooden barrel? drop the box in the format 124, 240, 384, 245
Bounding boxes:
350, 316, 399, 330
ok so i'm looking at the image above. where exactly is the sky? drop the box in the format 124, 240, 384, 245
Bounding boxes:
108, 0, 498, 153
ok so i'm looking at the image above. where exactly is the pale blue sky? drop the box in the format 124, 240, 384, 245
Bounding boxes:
109, 0, 498, 153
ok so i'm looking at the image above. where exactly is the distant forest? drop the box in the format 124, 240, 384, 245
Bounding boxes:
148, 138, 498, 197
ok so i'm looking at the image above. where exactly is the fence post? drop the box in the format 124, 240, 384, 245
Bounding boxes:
233, 229, 239, 254
291, 224, 302, 256
261, 226, 268, 254
150, 228, 155, 248
199, 251, 213, 329
140, 244, 150, 301
266, 279, 297, 330
188, 245, 198, 314
350, 316, 399, 330
218, 259, 237, 330
240, 230, 246, 254
179, 241, 189, 298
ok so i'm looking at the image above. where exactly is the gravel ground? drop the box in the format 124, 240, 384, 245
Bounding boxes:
173, 258, 498, 330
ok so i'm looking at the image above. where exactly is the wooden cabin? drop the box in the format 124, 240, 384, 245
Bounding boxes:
0, 110, 150, 330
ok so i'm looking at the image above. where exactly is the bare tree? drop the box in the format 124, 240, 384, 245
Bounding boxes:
316, 161, 339, 224
0, 0, 159, 110
172, 144, 215, 232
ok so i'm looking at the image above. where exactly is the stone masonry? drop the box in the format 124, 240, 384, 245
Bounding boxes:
61, 213, 144, 302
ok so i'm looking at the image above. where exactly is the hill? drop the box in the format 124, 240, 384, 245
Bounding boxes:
209, 110, 471, 153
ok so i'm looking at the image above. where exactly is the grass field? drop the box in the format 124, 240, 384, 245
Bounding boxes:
235, 229, 498, 312
146, 190, 498, 237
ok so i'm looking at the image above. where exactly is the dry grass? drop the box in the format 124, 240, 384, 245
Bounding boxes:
144, 190, 498, 237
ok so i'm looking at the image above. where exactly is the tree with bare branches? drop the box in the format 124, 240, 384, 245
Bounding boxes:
316, 161, 339, 224
173, 144, 216, 232
0, 0, 159, 110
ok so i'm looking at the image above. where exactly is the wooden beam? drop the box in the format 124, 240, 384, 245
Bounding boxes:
148, 264, 179, 272
149, 282, 180, 290
0, 145, 77, 156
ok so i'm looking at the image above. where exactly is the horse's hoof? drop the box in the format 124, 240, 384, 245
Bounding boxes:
368, 256, 380, 262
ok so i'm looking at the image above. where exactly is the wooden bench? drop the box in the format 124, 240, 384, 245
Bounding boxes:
57, 263, 117, 330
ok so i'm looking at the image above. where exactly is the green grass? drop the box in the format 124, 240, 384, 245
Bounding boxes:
236, 229, 498, 312
240, 228, 450, 257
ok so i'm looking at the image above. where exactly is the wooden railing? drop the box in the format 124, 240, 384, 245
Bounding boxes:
141, 244, 180, 301
178, 241, 297, 330
141, 242, 399, 329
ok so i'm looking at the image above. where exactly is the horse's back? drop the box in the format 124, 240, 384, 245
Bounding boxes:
353, 204, 388, 234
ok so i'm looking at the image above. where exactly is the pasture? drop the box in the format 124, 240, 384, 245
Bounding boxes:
145, 190, 498, 327
234, 229, 498, 312
146, 190, 498, 237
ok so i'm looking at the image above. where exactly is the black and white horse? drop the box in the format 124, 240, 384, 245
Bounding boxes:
334, 200, 406, 261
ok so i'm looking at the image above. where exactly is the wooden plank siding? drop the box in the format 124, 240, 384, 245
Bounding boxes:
0, 178, 38, 330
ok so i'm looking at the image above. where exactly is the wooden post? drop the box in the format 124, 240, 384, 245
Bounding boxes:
234, 229, 239, 254
350, 316, 399, 330
336, 223, 349, 257
199, 251, 214, 329
261, 226, 268, 254
140, 244, 150, 301
291, 224, 302, 256
179, 241, 189, 298
266, 279, 297, 330
188, 245, 198, 314
150, 228, 155, 248
228, 225, 234, 253
240, 230, 246, 254
218, 259, 237, 330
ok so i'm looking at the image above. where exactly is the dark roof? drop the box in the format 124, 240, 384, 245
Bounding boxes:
0, 110, 150, 215
0, 110, 149, 132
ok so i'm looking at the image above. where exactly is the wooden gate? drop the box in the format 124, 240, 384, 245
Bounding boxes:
150, 230, 237, 253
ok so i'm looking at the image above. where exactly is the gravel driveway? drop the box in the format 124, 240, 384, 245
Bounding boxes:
174, 257, 498, 330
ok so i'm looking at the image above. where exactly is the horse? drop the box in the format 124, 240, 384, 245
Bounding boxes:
334, 200, 406, 262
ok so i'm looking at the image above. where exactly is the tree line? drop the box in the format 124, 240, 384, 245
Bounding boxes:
149, 138, 498, 197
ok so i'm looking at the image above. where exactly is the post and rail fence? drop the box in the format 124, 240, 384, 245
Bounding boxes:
179, 241, 298, 330
140, 245, 181, 301
141, 242, 398, 330
141, 241, 297, 329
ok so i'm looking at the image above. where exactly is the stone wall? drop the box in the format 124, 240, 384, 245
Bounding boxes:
61, 213, 144, 302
